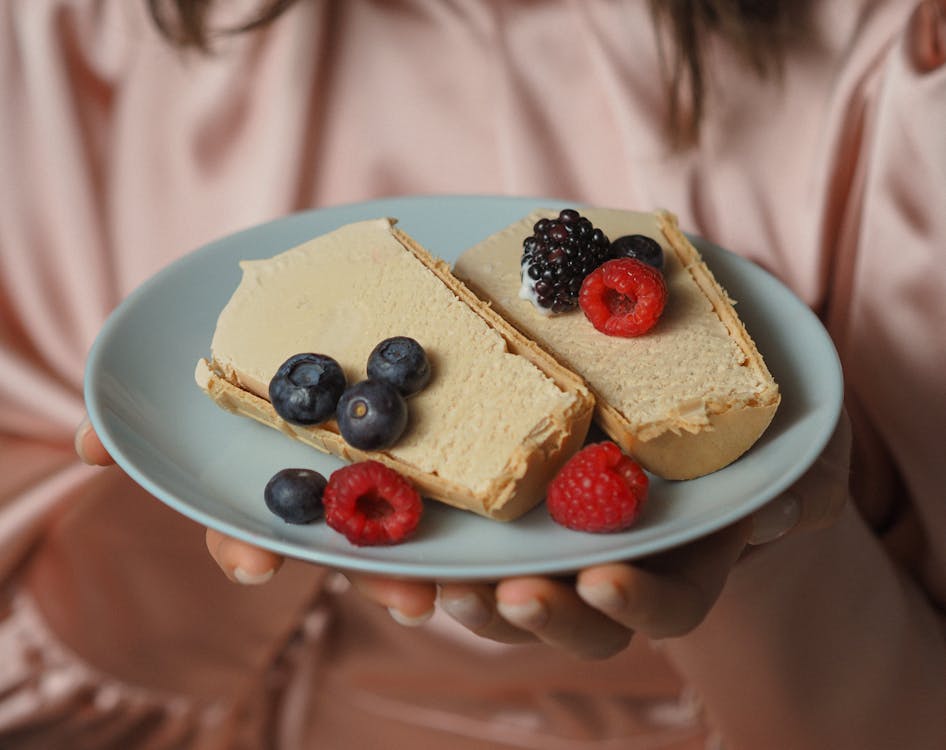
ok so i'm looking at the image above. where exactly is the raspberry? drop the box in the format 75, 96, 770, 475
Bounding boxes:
323, 461, 423, 546
546, 442, 648, 533
579, 258, 667, 337
520, 208, 612, 314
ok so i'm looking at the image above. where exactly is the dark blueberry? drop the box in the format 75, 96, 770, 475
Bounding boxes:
269, 353, 346, 425
367, 336, 431, 397
336, 379, 408, 451
609, 234, 665, 271
519, 208, 612, 314
264, 468, 327, 524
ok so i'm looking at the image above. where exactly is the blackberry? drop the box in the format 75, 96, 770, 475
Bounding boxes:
520, 208, 611, 314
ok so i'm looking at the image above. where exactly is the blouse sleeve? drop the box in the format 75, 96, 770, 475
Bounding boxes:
0, 0, 132, 579
664, 18, 946, 750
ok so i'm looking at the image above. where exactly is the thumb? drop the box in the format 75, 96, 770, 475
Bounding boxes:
74, 414, 114, 466
748, 410, 851, 545
910, 0, 946, 73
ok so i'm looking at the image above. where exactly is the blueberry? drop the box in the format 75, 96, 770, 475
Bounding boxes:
264, 468, 327, 524
366, 336, 431, 397
269, 353, 346, 425
336, 379, 408, 451
610, 234, 665, 271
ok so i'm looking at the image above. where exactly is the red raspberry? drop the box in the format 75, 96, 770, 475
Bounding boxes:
546, 442, 649, 533
578, 258, 667, 337
323, 461, 423, 546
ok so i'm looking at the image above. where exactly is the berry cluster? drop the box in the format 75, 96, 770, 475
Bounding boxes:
269, 336, 430, 451
264, 461, 423, 546
519, 209, 669, 336
520, 209, 613, 314
264, 337, 430, 546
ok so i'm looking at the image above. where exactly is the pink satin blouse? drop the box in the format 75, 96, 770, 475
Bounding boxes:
1, 1, 944, 748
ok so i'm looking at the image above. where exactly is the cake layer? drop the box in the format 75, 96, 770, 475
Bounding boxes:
198, 217, 594, 520
453, 208, 780, 479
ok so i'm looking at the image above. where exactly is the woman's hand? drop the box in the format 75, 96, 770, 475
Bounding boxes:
347, 411, 852, 659
436, 521, 749, 659
75, 409, 851, 657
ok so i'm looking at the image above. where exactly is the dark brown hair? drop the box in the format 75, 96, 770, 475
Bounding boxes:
147, 0, 808, 144
146, 0, 302, 50
649, 0, 811, 144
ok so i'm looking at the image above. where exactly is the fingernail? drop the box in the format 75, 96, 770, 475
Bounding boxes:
911, 0, 946, 72
748, 491, 801, 545
439, 592, 491, 629
388, 606, 434, 627
74, 416, 92, 464
577, 581, 626, 613
233, 567, 275, 585
496, 598, 549, 630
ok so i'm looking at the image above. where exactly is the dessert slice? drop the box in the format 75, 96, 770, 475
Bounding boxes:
453, 208, 780, 480
196, 218, 594, 521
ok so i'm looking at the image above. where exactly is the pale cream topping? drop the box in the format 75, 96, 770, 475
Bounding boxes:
209, 218, 576, 492
453, 208, 770, 439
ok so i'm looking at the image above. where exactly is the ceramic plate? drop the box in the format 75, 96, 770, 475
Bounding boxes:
85, 196, 843, 580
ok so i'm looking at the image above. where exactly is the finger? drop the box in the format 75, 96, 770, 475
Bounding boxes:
74, 415, 114, 466
577, 521, 748, 640
910, 0, 946, 73
748, 410, 851, 545
794, 408, 851, 530
205, 528, 283, 585
495, 577, 632, 659
437, 583, 537, 644
747, 490, 803, 545
346, 573, 436, 626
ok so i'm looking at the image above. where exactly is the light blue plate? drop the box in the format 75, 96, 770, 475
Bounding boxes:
84, 195, 843, 580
